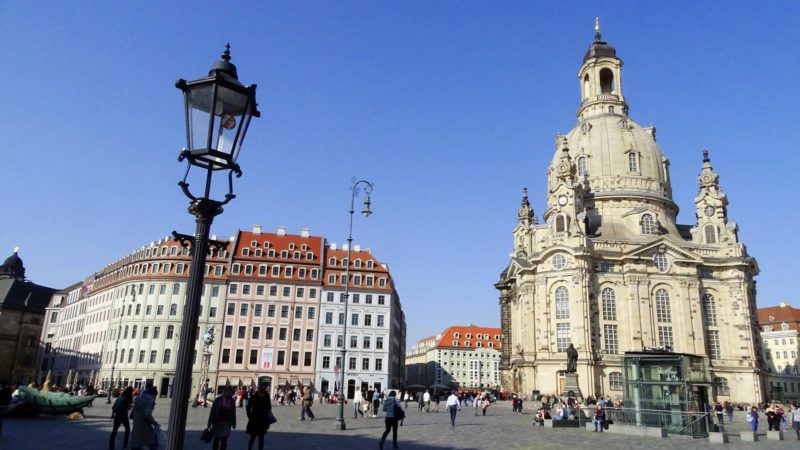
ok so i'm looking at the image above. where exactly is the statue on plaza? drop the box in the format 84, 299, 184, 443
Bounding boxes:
566, 344, 578, 373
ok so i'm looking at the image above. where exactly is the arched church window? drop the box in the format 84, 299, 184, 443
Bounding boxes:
640, 214, 657, 235
599, 68, 615, 94
704, 224, 717, 244
601, 288, 616, 321
577, 156, 588, 177
555, 214, 566, 232
628, 152, 639, 172
655, 289, 671, 322
702, 293, 717, 327
555, 286, 569, 319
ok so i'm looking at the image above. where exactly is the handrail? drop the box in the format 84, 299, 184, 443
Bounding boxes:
674, 412, 712, 437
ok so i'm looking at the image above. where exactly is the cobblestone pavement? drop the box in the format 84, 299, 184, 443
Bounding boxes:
1, 399, 798, 450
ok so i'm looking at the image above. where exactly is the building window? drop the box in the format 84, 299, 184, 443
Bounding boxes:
307, 307, 315, 320
295, 306, 303, 319
276, 351, 285, 366
351, 314, 359, 326
348, 357, 356, 370
325, 312, 333, 325
305, 329, 313, 342
655, 289, 671, 322
235, 349, 244, 364
556, 323, 570, 352
577, 156, 588, 177
715, 377, 730, 396
322, 356, 330, 369
704, 224, 717, 244
628, 152, 639, 172
609, 372, 623, 390
376, 337, 384, 349
377, 315, 385, 327
641, 214, 658, 235
172, 283, 180, 295
265, 327, 274, 340
249, 349, 258, 364
706, 330, 721, 360
279, 328, 287, 340
600, 287, 616, 321
267, 305, 275, 317
554, 286, 569, 319
167, 325, 174, 339
658, 326, 674, 350
552, 253, 567, 270
150, 350, 158, 364
702, 293, 717, 327
224, 326, 232, 338
281, 305, 289, 318
375, 358, 383, 371
252, 327, 260, 339
304, 351, 312, 366
555, 214, 566, 232
364, 314, 372, 326
291, 351, 299, 366
603, 324, 618, 354
163, 349, 171, 364
238, 326, 246, 339
362, 358, 370, 371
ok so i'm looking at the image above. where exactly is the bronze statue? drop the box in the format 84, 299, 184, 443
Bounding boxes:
566, 344, 578, 373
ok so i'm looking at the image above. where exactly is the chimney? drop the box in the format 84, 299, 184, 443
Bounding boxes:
301, 228, 310, 238
330, 243, 337, 251
342, 244, 349, 251
364, 248, 372, 254
253, 225, 262, 235
277, 226, 286, 236
353, 244, 361, 252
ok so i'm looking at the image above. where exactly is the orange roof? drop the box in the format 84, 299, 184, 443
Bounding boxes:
435, 325, 502, 350
757, 305, 800, 331
229, 230, 324, 283
322, 247, 392, 291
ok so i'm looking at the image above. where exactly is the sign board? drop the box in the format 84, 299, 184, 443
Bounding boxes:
261, 348, 273, 370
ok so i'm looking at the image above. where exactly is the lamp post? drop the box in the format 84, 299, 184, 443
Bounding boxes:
167, 44, 259, 450
335, 179, 373, 431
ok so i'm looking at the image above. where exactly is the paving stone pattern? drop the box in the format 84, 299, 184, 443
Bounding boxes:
1, 399, 798, 450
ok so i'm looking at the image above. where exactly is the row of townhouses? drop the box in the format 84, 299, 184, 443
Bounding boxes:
34, 226, 406, 399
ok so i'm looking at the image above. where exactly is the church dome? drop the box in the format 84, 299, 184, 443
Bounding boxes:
553, 114, 673, 202
0, 248, 25, 279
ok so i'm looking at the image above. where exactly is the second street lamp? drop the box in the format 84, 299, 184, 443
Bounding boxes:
335, 179, 373, 431
166, 44, 259, 450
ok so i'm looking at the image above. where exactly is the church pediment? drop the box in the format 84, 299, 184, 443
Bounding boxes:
626, 238, 704, 263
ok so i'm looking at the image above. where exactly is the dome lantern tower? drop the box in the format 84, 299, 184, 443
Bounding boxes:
577, 18, 628, 120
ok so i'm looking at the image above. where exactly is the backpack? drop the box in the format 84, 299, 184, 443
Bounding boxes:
393, 402, 405, 421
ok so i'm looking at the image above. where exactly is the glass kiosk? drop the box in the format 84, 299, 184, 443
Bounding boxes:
623, 351, 712, 436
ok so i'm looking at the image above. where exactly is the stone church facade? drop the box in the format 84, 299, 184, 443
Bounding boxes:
496, 28, 764, 403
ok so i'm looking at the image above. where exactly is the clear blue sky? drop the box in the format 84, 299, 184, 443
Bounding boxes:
2, 1, 798, 344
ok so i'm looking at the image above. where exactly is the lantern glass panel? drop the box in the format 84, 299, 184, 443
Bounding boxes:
185, 81, 252, 169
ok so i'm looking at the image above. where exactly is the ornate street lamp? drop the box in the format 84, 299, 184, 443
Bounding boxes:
335, 179, 373, 431
167, 44, 259, 450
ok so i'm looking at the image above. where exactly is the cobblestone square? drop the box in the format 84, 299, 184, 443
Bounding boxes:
2, 399, 799, 450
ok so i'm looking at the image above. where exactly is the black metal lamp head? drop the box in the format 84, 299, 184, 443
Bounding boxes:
361, 193, 372, 217
175, 44, 260, 203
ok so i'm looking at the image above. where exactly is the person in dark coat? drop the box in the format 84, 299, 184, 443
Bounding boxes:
246, 383, 272, 450
109, 386, 134, 450
207, 386, 236, 450
129, 386, 160, 450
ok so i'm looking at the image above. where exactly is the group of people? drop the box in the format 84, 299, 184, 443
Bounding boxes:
109, 383, 276, 450
353, 386, 387, 418
745, 402, 800, 439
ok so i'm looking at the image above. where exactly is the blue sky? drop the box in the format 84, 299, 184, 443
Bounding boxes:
1, 1, 798, 344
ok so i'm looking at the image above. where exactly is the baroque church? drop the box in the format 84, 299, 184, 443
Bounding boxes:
496, 25, 763, 403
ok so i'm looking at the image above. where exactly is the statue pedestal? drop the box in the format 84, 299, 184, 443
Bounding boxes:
562, 373, 582, 398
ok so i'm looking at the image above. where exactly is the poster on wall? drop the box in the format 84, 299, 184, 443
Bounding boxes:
261, 348, 273, 370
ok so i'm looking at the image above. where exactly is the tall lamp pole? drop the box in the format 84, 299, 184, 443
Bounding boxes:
335, 179, 373, 431
107, 285, 137, 404
166, 44, 259, 450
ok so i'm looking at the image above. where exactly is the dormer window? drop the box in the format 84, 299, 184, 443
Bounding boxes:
329, 257, 337, 266
628, 152, 639, 172
640, 213, 658, 235
254, 248, 262, 257
453, 341, 459, 347
576, 156, 588, 177
263, 241, 270, 248
251, 240, 258, 247
454, 332, 460, 338
289, 243, 296, 250
280, 250, 288, 258
242, 248, 250, 256
354, 259, 362, 268
366, 260, 374, 269
306, 252, 314, 260
781, 323, 790, 331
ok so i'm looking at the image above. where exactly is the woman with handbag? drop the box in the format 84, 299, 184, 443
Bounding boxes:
379, 391, 403, 450
206, 387, 236, 450
245, 383, 273, 450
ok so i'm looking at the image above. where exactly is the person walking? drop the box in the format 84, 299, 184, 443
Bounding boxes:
207, 386, 237, 450
372, 389, 381, 417
245, 383, 272, 450
593, 404, 606, 432
379, 391, 403, 450
423, 390, 431, 413
432, 392, 440, 413
300, 385, 315, 421
129, 386, 160, 450
353, 388, 364, 419
473, 395, 480, 416
417, 391, 425, 412
724, 401, 734, 423
109, 386, 134, 450
714, 402, 724, 427
446, 391, 461, 427
791, 404, 800, 440
747, 405, 759, 433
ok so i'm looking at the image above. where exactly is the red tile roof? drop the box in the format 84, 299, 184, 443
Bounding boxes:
435, 325, 502, 350
757, 305, 800, 331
